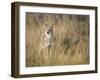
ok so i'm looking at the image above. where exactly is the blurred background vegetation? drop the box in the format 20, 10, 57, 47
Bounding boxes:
26, 12, 89, 67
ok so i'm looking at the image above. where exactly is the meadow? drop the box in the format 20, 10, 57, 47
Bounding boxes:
25, 12, 89, 67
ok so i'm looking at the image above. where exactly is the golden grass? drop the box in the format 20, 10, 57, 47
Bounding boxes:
26, 13, 89, 67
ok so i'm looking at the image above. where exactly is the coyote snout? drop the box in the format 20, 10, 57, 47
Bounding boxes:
39, 24, 54, 54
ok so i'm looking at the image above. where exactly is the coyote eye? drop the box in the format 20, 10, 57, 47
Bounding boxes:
47, 32, 49, 34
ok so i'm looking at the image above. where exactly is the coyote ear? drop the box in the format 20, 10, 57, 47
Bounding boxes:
40, 24, 46, 31
50, 24, 53, 29
43, 24, 46, 29
50, 26, 53, 29
51, 23, 54, 28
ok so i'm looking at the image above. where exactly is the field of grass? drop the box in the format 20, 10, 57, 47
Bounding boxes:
26, 12, 89, 67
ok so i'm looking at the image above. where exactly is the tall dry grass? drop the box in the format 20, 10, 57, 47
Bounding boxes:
26, 13, 89, 67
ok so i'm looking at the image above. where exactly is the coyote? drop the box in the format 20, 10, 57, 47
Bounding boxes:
39, 24, 54, 55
